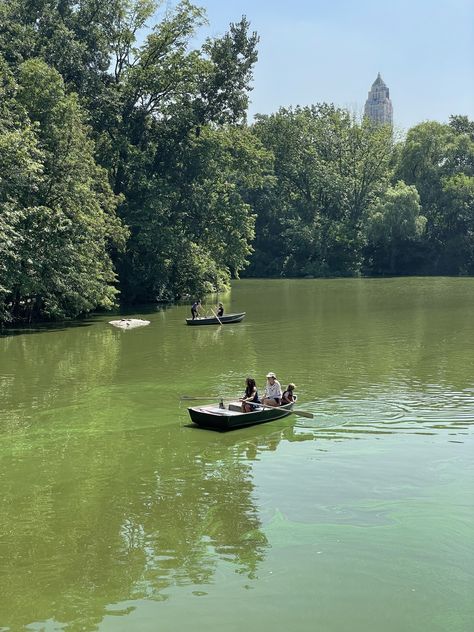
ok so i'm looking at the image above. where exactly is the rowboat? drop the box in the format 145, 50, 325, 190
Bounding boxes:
185, 312, 246, 326
188, 401, 294, 431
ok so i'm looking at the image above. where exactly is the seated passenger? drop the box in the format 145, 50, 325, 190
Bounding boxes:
281, 383, 296, 405
217, 302, 224, 317
240, 377, 260, 412
261, 372, 282, 407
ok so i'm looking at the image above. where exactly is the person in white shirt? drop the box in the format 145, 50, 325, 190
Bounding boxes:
262, 372, 282, 407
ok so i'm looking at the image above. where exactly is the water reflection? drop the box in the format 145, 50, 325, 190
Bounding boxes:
1, 278, 474, 630
0, 413, 315, 629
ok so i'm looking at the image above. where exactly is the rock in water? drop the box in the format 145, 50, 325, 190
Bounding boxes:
108, 318, 150, 330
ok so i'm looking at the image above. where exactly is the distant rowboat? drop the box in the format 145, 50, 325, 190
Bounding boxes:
185, 312, 246, 326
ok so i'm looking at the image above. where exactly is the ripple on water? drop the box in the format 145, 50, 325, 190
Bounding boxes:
294, 387, 474, 440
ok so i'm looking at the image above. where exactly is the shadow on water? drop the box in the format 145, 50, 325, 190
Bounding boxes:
0, 319, 96, 337
0, 302, 175, 338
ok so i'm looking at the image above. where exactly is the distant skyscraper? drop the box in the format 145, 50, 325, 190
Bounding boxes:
364, 73, 393, 125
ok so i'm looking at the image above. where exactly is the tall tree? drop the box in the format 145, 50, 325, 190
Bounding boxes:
0, 58, 127, 323
395, 118, 474, 273
248, 105, 394, 277
365, 181, 426, 274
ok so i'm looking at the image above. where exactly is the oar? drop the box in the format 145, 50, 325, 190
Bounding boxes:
180, 395, 221, 401
211, 307, 223, 325
252, 400, 314, 419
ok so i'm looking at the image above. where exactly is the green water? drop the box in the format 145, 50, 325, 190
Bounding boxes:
1, 278, 473, 632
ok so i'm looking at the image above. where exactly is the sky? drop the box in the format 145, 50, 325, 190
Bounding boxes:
160, 0, 474, 131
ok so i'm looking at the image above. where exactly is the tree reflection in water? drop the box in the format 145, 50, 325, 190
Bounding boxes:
0, 412, 312, 630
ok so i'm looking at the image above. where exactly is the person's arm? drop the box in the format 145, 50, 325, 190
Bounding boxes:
241, 387, 256, 402
275, 381, 282, 399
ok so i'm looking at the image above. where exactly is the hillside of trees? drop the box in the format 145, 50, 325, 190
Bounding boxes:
1, 0, 473, 324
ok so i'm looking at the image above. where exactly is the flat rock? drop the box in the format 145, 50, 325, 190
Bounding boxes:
109, 318, 150, 329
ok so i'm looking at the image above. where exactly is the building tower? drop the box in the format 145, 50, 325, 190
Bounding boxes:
364, 73, 393, 125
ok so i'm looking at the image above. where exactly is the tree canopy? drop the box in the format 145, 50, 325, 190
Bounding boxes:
1, 0, 473, 324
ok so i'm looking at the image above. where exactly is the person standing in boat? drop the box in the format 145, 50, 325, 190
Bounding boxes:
281, 383, 296, 405
191, 299, 201, 320
262, 372, 282, 407
217, 302, 224, 318
240, 377, 260, 412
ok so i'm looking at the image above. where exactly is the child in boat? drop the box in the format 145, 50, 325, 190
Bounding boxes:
281, 383, 296, 405
217, 302, 224, 317
240, 377, 260, 412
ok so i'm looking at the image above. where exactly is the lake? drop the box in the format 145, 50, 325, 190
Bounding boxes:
1, 278, 473, 632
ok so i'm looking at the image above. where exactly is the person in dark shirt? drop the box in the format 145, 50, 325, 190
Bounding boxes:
240, 377, 260, 412
217, 302, 224, 317
281, 383, 296, 405
191, 299, 201, 320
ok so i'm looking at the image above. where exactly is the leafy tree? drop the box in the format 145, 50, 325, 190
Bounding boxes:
0, 57, 44, 322
0, 58, 127, 323
365, 181, 426, 274
395, 118, 474, 273
117, 125, 271, 302
0, 1, 262, 315
248, 105, 394, 277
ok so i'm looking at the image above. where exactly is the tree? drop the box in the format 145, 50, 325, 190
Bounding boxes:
0, 58, 127, 323
0, 1, 262, 314
248, 105, 394, 277
395, 118, 474, 273
365, 181, 426, 274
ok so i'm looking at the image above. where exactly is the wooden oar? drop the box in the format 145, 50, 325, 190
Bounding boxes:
257, 401, 314, 419
180, 395, 220, 401
211, 307, 223, 325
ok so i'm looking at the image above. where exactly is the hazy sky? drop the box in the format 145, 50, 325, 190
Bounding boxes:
162, 0, 474, 131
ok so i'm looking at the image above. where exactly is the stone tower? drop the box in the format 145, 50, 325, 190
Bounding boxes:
364, 73, 393, 125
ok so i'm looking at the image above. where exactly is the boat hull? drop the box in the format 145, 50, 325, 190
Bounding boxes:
188, 401, 294, 431
186, 312, 246, 326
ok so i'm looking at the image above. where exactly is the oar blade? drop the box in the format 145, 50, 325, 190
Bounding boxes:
293, 409, 314, 419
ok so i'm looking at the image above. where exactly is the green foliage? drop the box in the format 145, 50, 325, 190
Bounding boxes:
395, 118, 474, 273
117, 125, 271, 302
248, 105, 393, 277
1, 1, 474, 324
365, 181, 426, 273
0, 57, 127, 323
0, 1, 262, 321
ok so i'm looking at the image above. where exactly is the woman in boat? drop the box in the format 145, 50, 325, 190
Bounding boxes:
191, 299, 201, 320
281, 383, 296, 405
240, 377, 260, 412
262, 372, 282, 407
217, 302, 224, 317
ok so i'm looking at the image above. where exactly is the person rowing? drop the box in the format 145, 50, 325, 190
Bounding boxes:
191, 299, 201, 320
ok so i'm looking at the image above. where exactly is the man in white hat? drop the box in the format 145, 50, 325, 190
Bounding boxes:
262, 372, 282, 407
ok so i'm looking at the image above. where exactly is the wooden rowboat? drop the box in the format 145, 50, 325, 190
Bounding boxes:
188, 401, 294, 431
185, 312, 246, 326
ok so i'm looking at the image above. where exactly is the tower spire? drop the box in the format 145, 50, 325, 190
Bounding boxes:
364, 73, 393, 125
